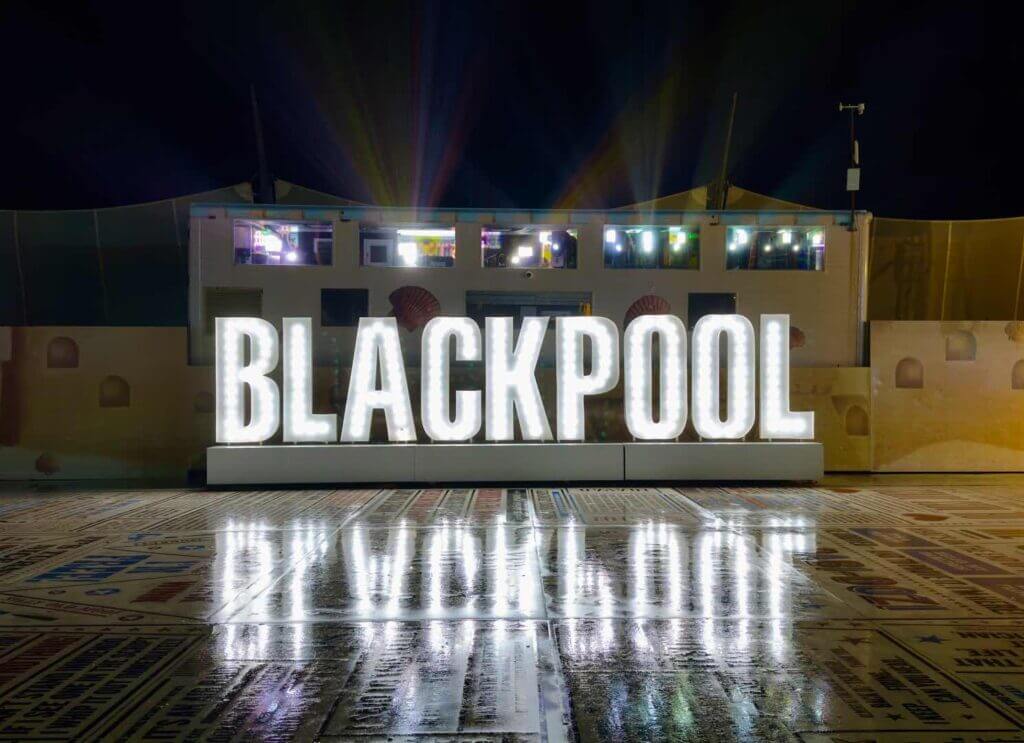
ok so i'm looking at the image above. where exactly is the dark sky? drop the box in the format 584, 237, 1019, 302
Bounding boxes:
0, 1, 1016, 218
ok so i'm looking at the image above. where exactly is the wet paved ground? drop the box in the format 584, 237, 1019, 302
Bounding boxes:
2, 480, 1024, 740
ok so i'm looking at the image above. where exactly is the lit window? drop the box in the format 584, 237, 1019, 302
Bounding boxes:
233, 220, 332, 266
360, 225, 455, 268
482, 227, 577, 269
604, 226, 699, 269
726, 227, 825, 271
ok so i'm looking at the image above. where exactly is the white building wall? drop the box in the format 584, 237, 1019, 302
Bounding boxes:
188, 207, 870, 368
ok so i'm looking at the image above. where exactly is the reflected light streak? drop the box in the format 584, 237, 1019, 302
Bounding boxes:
699, 532, 717, 654
734, 531, 750, 652
562, 529, 580, 652
386, 524, 409, 616
494, 525, 509, 617
349, 527, 372, 615
767, 532, 785, 661
430, 525, 446, 615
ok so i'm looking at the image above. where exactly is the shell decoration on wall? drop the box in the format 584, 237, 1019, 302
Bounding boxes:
35, 452, 60, 475
790, 325, 806, 349
1005, 321, 1024, 343
389, 286, 441, 332
624, 295, 671, 327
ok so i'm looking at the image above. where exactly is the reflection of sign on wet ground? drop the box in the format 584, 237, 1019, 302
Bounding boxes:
2, 483, 1024, 739
557, 620, 1020, 738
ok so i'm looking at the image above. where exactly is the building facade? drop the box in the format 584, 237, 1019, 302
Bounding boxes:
188, 204, 870, 369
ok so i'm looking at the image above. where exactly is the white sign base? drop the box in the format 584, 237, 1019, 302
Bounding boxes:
207, 442, 823, 485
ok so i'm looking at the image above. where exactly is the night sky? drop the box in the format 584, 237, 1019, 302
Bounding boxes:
0, 1, 1015, 219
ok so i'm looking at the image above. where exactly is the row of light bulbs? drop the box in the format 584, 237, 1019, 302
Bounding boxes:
217, 314, 812, 445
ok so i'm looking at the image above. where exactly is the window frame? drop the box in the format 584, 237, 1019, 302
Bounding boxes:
602, 225, 700, 270
232, 219, 334, 267
725, 226, 826, 272
481, 226, 578, 269
358, 224, 457, 269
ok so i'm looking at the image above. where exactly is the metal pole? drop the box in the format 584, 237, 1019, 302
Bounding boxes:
716, 93, 738, 210
849, 108, 856, 229
839, 102, 864, 232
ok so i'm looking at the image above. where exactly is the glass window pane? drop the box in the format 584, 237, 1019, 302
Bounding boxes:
234, 219, 333, 266
726, 226, 825, 271
360, 225, 455, 267
604, 226, 700, 269
687, 292, 736, 330
466, 290, 591, 327
321, 289, 369, 326
482, 227, 577, 269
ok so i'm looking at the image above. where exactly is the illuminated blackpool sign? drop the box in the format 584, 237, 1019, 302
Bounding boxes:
214, 314, 812, 445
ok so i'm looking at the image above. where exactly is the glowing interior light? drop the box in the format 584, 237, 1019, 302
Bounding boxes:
397, 241, 418, 266
421, 317, 482, 442
255, 230, 282, 253
556, 317, 619, 441
764, 243, 773, 253
691, 314, 755, 440
728, 242, 737, 252
286, 251, 299, 262
605, 229, 617, 243
283, 317, 336, 442
341, 317, 416, 442
510, 255, 521, 265
539, 231, 551, 243
759, 314, 813, 439
779, 230, 792, 245
552, 242, 561, 252
811, 231, 825, 247
792, 242, 801, 253
518, 245, 534, 258
673, 231, 688, 252
735, 228, 749, 246
396, 228, 455, 238
485, 316, 552, 441
624, 314, 687, 440
641, 231, 655, 254
216, 317, 280, 443
615, 244, 623, 253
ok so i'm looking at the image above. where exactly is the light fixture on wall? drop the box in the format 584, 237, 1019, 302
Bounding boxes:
216, 317, 280, 443
624, 314, 687, 440
421, 317, 482, 441
556, 316, 619, 440
340, 318, 416, 442
283, 317, 336, 442
485, 316, 552, 441
691, 314, 755, 440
